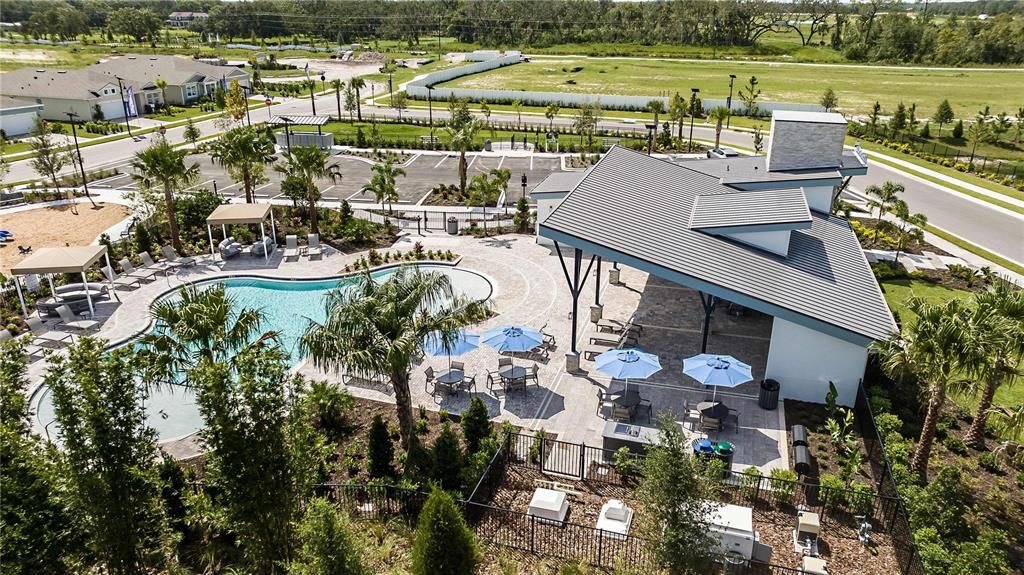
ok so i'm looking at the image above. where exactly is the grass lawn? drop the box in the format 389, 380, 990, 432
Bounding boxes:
145, 106, 219, 122
443, 57, 1024, 119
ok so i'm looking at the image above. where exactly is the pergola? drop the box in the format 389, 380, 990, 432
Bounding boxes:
10, 245, 114, 317
206, 203, 278, 262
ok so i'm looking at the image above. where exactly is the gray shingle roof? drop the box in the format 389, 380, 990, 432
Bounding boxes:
90, 55, 246, 87
531, 171, 586, 195
0, 95, 43, 112
689, 188, 811, 231
540, 146, 896, 343
0, 68, 117, 101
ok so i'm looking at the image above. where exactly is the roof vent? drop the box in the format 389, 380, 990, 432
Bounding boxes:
57, 70, 66, 74
150, 57, 158, 61
35, 69, 45, 73
127, 56, 136, 60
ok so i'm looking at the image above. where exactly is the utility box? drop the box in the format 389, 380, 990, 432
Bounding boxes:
703, 501, 756, 561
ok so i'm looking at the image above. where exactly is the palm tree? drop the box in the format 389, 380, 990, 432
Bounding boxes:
545, 103, 560, 130
864, 181, 904, 243
300, 267, 481, 448
889, 199, 927, 264
209, 126, 275, 203
646, 100, 665, 154
349, 76, 365, 121
669, 92, 689, 139
131, 137, 199, 253
154, 77, 169, 113
443, 101, 480, 194
330, 79, 345, 120
708, 106, 732, 149
136, 283, 279, 385
512, 99, 523, 128
874, 298, 968, 481
467, 172, 503, 236
956, 282, 1024, 449
363, 157, 406, 214
274, 146, 342, 236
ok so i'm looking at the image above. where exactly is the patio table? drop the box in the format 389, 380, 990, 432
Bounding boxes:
499, 366, 527, 382
611, 389, 641, 408
697, 401, 729, 420
436, 369, 464, 385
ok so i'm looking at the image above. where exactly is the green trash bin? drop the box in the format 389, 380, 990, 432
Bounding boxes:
714, 441, 735, 477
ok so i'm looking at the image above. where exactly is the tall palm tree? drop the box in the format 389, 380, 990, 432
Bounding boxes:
136, 283, 279, 385
864, 181, 904, 243
889, 199, 927, 264
274, 146, 341, 235
349, 76, 365, 121
131, 137, 199, 253
154, 77, 169, 113
300, 267, 481, 448
708, 106, 732, 149
874, 297, 968, 481
363, 157, 406, 214
956, 281, 1024, 449
646, 100, 665, 154
329, 78, 345, 120
209, 126, 275, 203
669, 92, 689, 139
443, 101, 480, 194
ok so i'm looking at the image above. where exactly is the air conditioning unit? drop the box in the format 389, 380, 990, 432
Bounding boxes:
793, 510, 820, 555
801, 556, 828, 574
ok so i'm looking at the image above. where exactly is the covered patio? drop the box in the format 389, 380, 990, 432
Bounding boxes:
10, 245, 115, 318
205, 203, 278, 263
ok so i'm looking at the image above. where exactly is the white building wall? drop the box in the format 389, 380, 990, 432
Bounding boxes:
721, 229, 791, 257
534, 193, 568, 246
0, 110, 40, 137
34, 96, 125, 121
801, 185, 835, 214
765, 317, 868, 406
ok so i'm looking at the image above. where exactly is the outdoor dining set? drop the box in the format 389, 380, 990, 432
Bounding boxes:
421, 325, 555, 399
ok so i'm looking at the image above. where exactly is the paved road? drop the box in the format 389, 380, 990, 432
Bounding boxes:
7, 91, 1021, 265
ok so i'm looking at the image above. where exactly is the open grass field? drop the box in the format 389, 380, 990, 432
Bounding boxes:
444, 57, 1024, 118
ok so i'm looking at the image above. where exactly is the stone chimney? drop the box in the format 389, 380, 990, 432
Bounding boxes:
766, 111, 848, 172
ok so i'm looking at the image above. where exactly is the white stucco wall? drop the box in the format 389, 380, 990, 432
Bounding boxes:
534, 193, 568, 246
722, 229, 792, 257
0, 109, 40, 137
765, 317, 869, 406
34, 96, 124, 121
801, 185, 835, 214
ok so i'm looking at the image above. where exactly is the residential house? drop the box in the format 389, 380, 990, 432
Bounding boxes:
89, 55, 250, 111
0, 96, 44, 138
166, 11, 209, 28
0, 68, 129, 122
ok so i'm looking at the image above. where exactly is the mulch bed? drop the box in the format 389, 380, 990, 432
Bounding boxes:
783, 400, 875, 483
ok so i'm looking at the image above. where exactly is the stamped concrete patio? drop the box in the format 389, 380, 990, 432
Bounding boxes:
27, 231, 788, 472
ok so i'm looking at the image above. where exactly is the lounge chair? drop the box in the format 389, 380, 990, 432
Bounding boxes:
306, 234, 322, 259
596, 318, 644, 335
248, 236, 274, 258
120, 258, 158, 282
0, 329, 47, 361
25, 317, 75, 347
283, 235, 299, 260
102, 266, 142, 290
24, 274, 42, 294
140, 251, 175, 273
56, 305, 100, 331
161, 245, 196, 266
218, 237, 242, 259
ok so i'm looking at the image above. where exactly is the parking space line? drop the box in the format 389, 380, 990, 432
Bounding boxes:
496, 156, 505, 170
414, 190, 434, 206
345, 190, 368, 202
252, 183, 273, 193
94, 173, 131, 187
467, 155, 478, 170
403, 153, 420, 168
116, 181, 138, 190
187, 179, 215, 191
530, 155, 534, 170
433, 155, 448, 169
219, 182, 241, 191
319, 185, 336, 196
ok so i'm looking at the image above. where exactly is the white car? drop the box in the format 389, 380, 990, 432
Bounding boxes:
707, 147, 740, 158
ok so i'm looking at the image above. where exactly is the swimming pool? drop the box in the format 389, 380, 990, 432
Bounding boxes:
33, 264, 494, 443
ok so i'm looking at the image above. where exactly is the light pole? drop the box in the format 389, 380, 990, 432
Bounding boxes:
726, 74, 736, 128
518, 173, 527, 216
240, 85, 253, 126
114, 76, 134, 138
688, 88, 700, 152
645, 122, 656, 155
281, 116, 293, 153
65, 110, 91, 205
308, 78, 317, 116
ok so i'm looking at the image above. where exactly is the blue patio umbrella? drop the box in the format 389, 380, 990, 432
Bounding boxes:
682, 354, 753, 402
422, 329, 479, 370
594, 348, 662, 393
481, 325, 545, 367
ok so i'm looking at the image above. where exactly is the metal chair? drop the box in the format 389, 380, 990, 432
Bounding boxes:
699, 415, 722, 432
498, 357, 512, 369
461, 375, 477, 394
610, 403, 634, 422
524, 364, 539, 386
450, 360, 465, 372
423, 366, 435, 392
596, 389, 615, 418
638, 398, 653, 422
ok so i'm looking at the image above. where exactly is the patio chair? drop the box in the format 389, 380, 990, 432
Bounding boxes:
161, 245, 196, 266
55, 305, 99, 331
218, 237, 242, 259
102, 266, 142, 291
524, 364, 539, 386
423, 366, 435, 391
583, 343, 614, 360
24, 274, 42, 293
283, 235, 299, 260
725, 409, 740, 430
460, 374, 477, 394
140, 251, 175, 273
498, 357, 512, 369
25, 317, 75, 347
699, 414, 722, 432
505, 377, 527, 393
486, 371, 499, 391
638, 398, 653, 422
597, 389, 615, 418
450, 360, 465, 372
0, 329, 47, 362
610, 403, 634, 422
120, 258, 158, 282
248, 236, 274, 258
596, 318, 644, 335
306, 234, 322, 259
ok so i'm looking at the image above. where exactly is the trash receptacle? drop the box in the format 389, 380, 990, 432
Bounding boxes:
714, 441, 735, 477
692, 438, 714, 459
484, 139, 492, 152
446, 217, 459, 235
759, 378, 780, 410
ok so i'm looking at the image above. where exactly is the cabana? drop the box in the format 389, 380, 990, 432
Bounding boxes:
10, 245, 114, 317
206, 203, 278, 262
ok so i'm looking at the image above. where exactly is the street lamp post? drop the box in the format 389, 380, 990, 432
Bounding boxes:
726, 74, 736, 128
645, 123, 656, 155
518, 173, 527, 216
114, 76, 134, 138
688, 88, 700, 152
308, 78, 317, 116
281, 117, 293, 153
65, 111, 90, 203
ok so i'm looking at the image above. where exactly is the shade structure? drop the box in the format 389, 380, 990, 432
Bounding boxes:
11, 245, 107, 275
594, 348, 662, 380
481, 325, 544, 354
206, 203, 273, 225
422, 329, 480, 357
682, 354, 753, 401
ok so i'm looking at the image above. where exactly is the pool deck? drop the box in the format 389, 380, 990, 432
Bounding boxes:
25, 232, 788, 472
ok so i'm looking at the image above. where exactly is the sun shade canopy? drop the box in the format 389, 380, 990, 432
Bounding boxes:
11, 245, 107, 275
269, 115, 330, 126
206, 203, 273, 225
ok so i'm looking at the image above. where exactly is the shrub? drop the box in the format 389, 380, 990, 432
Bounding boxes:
613, 446, 641, 478
529, 428, 548, 464
943, 435, 967, 455
415, 418, 428, 435
303, 381, 354, 439
289, 498, 368, 575
908, 466, 973, 540
915, 527, 953, 575
819, 473, 847, 511
978, 452, 1002, 474
460, 396, 492, 454
874, 413, 904, 442
411, 487, 479, 575
431, 422, 464, 491
739, 466, 763, 499
848, 481, 874, 516
1016, 471, 1024, 489
768, 469, 798, 506
437, 409, 448, 423
949, 529, 1011, 575
366, 415, 394, 479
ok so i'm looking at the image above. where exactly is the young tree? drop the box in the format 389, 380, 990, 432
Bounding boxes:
572, 101, 601, 150
392, 90, 408, 121
300, 268, 482, 448
431, 421, 464, 490
479, 99, 492, 125
154, 76, 169, 113
330, 78, 345, 120
443, 99, 481, 194
364, 156, 406, 214
210, 125, 275, 203
637, 415, 720, 574
288, 498, 368, 575
752, 126, 764, 154
513, 195, 533, 233
224, 79, 249, 124
466, 172, 502, 235
738, 75, 761, 116
708, 106, 731, 149
411, 487, 479, 575
951, 119, 964, 139
919, 122, 931, 138
349, 76, 366, 121
366, 414, 395, 478
274, 146, 342, 235
868, 101, 882, 135
544, 103, 560, 130
932, 99, 955, 136
29, 118, 71, 199
967, 117, 993, 163
344, 83, 358, 122
1015, 106, 1024, 144
669, 91, 689, 139
183, 119, 201, 149
192, 346, 329, 573
875, 298, 969, 481
646, 99, 665, 154
864, 181, 904, 242
131, 136, 200, 253
512, 98, 523, 128
890, 101, 908, 133
460, 395, 493, 454
820, 87, 839, 112
992, 112, 1012, 142
46, 338, 169, 575
889, 199, 927, 264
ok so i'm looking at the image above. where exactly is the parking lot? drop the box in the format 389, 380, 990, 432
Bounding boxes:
93, 152, 566, 207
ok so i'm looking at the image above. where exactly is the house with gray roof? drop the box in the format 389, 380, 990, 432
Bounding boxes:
0, 96, 44, 138
89, 55, 250, 111
0, 68, 127, 122
532, 111, 893, 406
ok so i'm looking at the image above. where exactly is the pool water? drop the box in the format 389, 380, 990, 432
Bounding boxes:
33, 265, 493, 443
